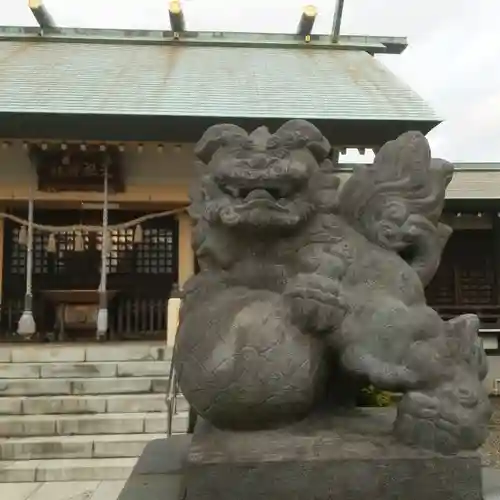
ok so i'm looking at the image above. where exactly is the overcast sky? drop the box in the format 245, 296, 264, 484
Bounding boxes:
1, 0, 499, 162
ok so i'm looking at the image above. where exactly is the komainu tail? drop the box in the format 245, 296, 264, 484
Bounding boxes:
338, 131, 454, 286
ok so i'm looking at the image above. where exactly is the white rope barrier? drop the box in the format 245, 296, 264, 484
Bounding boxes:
0, 207, 188, 233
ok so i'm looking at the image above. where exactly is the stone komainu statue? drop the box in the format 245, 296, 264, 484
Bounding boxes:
174, 119, 491, 454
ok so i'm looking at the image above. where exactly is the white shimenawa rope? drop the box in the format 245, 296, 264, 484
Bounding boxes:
0, 207, 187, 234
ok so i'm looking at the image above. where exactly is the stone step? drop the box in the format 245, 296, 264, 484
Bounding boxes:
0, 393, 188, 415
0, 433, 181, 460
0, 457, 138, 482
0, 376, 168, 396
0, 411, 189, 437
0, 360, 171, 379
2, 342, 171, 364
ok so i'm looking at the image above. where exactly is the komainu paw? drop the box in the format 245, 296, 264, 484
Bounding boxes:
284, 272, 346, 333
394, 382, 491, 454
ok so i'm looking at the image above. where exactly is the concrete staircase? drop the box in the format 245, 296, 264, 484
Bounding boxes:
0, 342, 189, 482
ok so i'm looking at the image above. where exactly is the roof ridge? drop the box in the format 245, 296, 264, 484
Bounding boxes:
0, 26, 407, 55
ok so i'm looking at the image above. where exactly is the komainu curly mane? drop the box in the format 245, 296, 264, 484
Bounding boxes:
339, 132, 454, 285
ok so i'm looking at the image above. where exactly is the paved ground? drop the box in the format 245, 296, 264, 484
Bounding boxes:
0, 480, 127, 500
2, 470, 500, 500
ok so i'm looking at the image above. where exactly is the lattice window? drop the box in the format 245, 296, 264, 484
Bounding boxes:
427, 229, 496, 307
426, 269, 456, 306
10, 228, 25, 275
10, 228, 49, 275
34, 231, 49, 274
135, 228, 174, 274
455, 231, 494, 306
457, 267, 494, 305
54, 231, 92, 274
96, 229, 134, 274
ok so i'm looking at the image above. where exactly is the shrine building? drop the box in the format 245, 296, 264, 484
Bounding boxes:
0, 1, 498, 389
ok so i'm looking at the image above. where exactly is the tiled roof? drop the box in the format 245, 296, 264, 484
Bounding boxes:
0, 40, 439, 122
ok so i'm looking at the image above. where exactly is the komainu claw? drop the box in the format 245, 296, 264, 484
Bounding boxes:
394, 382, 491, 454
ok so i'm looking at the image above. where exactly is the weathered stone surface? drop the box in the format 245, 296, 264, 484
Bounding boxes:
144, 413, 189, 434
0, 435, 93, 460
118, 361, 170, 378
0, 379, 72, 396
184, 409, 483, 500
7, 343, 171, 364
0, 460, 39, 482
93, 434, 166, 458
151, 378, 168, 393
41, 362, 117, 379
0, 408, 187, 439
23, 395, 107, 415
85, 344, 168, 362
0, 363, 40, 379
118, 474, 183, 500
85, 480, 127, 500
0, 433, 173, 461
70, 377, 152, 395
106, 394, 168, 413
10, 346, 85, 363
0, 397, 23, 415
24, 481, 101, 500
0, 415, 56, 437
55, 413, 145, 435
35, 457, 137, 482
0, 342, 186, 484
176, 120, 490, 455
0, 348, 11, 363
115, 436, 191, 500
132, 435, 191, 476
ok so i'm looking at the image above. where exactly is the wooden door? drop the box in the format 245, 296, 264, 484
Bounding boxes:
427, 229, 495, 306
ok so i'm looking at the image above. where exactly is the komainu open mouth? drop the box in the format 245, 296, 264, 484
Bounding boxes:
242, 188, 280, 201
221, 185, 294, 200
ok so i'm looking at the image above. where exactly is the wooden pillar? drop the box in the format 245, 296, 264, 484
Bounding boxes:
166, 211, 194, 348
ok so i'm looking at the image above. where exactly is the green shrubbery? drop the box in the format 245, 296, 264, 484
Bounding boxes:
356, 385, 397, 407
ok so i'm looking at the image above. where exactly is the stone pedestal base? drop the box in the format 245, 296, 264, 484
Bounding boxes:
184, 408, 483, 500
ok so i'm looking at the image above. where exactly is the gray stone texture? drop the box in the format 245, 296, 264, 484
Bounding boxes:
0, 341, 188, 484
184, 409, 483, 500
0, 379, 72, 396
0, 398, 23, 415
85, 345, 168, 362
175, 119, 491, 455
69, 377, 154, 395
0, 435, 93, 460
117, 436, 191, 500
0, 415, 56, 437
22, 395, 107, 415
40, 362, 117, 379
10, 346, 85, 363
34, 458, 137, 482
